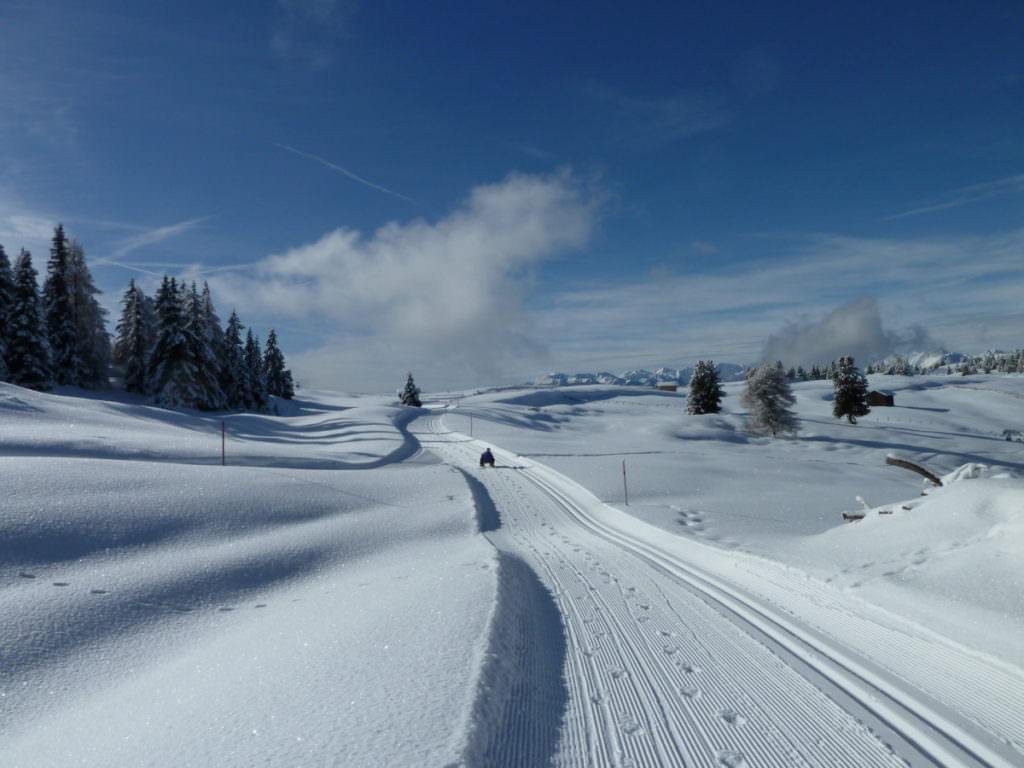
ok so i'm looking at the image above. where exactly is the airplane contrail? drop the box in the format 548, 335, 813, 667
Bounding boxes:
274, 142, 419, 206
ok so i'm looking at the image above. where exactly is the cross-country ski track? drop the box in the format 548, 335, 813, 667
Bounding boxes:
417, 410, 1024, 768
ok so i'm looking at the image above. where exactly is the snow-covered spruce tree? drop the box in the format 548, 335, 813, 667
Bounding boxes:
0, 244, 14, 380
832, 356, 870, 424
220, 310, 247, 409
67, 238, 111, 388
114, 280, 155, 394
200, 282, 225, 366
183, 282, 226, 409
279, 368, 296, 400
262, 329, 294, 399
686, 359, 724, 415
146, 276, 209, 409
242, 329, 268, 411
399, 372, 422, 407
42, 224, 81, 385
741, 362, 798, 437
7, 250, 51, 389
887, 356, 912, 376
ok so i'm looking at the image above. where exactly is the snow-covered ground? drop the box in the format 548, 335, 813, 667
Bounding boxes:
2, 375, 1022, 766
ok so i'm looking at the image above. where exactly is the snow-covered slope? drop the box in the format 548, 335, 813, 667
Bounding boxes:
3, 375, 1023, 766
0, 385, 495, 767
453, 376, 1024, 669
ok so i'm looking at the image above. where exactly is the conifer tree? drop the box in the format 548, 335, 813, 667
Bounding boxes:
686, 360, 725, 415
262, 329, 294, 399
242, 329, 268, 410
200, 282, 225, 365
67, 238, 111, 387
221, 310, 247, 408
887, 356, 912, 376
7, 250, 51, 389
741, 362, 798, 437
147, 276, 209, 408
183, 282, 226, 409
399, 372, 422, 407
114, 280, 154, 394
832, 356, 870, 424
43, 224, 83, 385
0, 244, 13, 380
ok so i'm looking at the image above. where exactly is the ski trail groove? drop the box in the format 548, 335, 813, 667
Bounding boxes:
419, 412, 1020, 768
449, 469, 570, 767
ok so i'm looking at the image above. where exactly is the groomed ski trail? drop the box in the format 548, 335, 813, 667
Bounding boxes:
418, 412, 1022, 768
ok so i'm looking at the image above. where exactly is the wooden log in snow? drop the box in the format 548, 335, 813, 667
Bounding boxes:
885, 456, 943, 487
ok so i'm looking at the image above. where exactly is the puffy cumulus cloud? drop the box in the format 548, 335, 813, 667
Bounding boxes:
759, 297, 939, 368
214, 170, 600, 390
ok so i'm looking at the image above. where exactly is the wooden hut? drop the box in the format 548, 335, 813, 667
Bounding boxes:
867, 390, 895, 407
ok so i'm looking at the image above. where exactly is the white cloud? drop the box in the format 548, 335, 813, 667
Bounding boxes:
216, 192, 1023, 390
0, 214, 55, 242
109, 216, 213, 258
885, 173, 1024, 220
759, 297, 937, 368
527, 229, 1024, 376
213, 170, 601, 390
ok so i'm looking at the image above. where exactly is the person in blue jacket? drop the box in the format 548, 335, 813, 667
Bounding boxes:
480, 448, 495, 468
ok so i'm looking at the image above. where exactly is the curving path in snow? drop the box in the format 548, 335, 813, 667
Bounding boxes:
418, 411, 1023, 768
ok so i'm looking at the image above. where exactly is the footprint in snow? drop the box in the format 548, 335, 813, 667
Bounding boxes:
717, 749, 748, 768
619, 714, 644, 736
52, 582, 70, 587
720, 710, 748, 726
218, 607, 235, 612
681, 663, 702, 674
680, 686, 702, 700
609, 668, 628, 680
18, 572, 36, 579
90, 589, 108, 595
255, 604, 267, 609
663, 645, 678, 655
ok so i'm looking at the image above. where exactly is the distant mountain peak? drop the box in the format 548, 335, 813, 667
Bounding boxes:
535, 363, 747, 387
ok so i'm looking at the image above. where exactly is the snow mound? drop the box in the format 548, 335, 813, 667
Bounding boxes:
813, 468, 1024, 664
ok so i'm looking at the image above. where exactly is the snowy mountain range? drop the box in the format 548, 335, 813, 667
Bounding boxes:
534, 350, 1006, 388
534, 363, 748, 387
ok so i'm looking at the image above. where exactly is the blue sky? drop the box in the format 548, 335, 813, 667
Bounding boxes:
1, 1, 1022, 391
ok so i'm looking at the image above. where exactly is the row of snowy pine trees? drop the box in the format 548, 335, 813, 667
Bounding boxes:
787, 350, 1024, 380
0, 225, 293, 411
116, 276, 294, 410
0, 227, 110, 391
